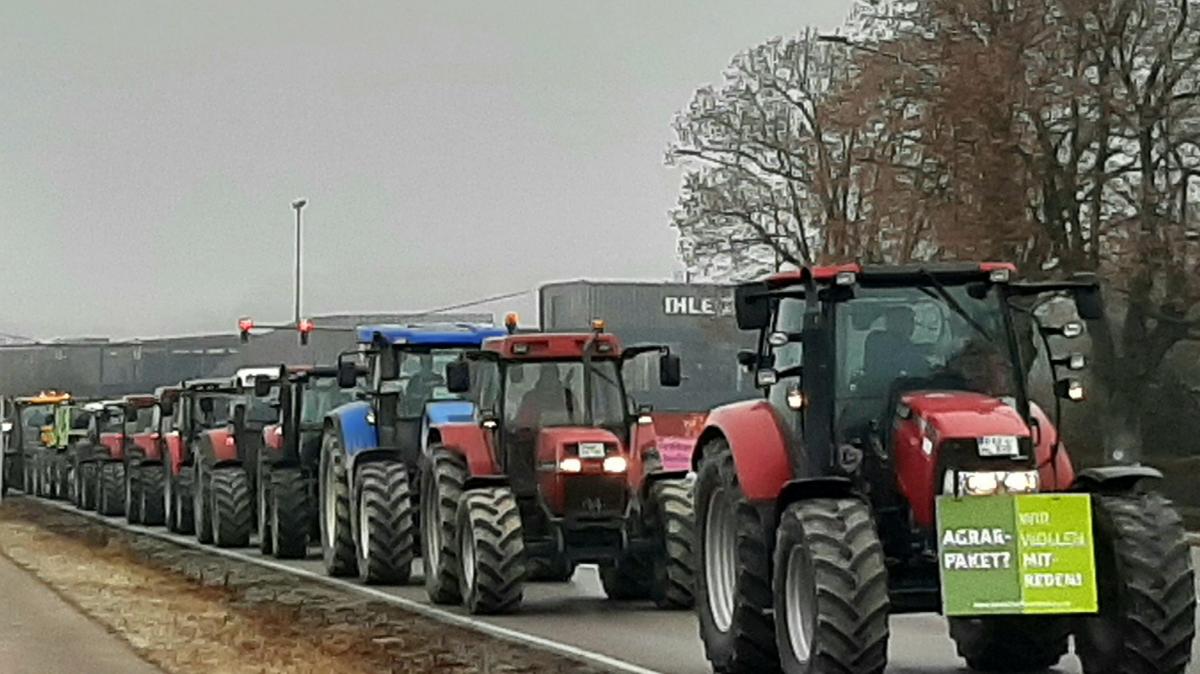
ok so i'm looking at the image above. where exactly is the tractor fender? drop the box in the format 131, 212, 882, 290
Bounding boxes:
692, 400, 792, 502
1073, 465, 1162, 493
421, 400, 477, 454
326, 402, 379, 459
777, 477, 857, 520
199, 428, 239, 467
165, 432, 186, 476
432, 422, 500, 477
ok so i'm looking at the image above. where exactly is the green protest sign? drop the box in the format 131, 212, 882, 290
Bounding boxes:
937, 493, 1098, 616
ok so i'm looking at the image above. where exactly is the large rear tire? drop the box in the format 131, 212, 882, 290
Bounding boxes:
949, 617, 1068, 672
192, 462, 213, 543
319, 431, 356, 577
456, 487, 525, 615
271, 468, 309, 559
1076, 489, 1195, 674
772, 498, 890, 674
125, 462, 144, 524
354, 461, 415, 584
257, 460, 274, 555
649, 478, 696, 609
421, 447, 468, 604
694, 439, 778, 672
78, 462, 98, 511
98, 462, 126, 516
138, 465, 165, 526
210, 467, 253, 548
173, 469, 195, 535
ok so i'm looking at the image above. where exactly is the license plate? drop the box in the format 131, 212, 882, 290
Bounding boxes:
978, 435, 1020, 457
578, 442, 606, 459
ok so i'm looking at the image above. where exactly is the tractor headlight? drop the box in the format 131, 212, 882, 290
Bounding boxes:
602, 456, 628, 473
558, 457, 583, 473
957, 470, 1040, 496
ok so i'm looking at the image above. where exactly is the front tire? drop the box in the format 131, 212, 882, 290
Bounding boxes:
98, 462, 126, 516
694, 440, 778, 672
421, 447, 467, 604
271, 468, 309, 559
319, 431, 356, 577
173, 468, 195, 535
600, 554, 652, 600
456, 487, 525, 614
257, 460, 274, 555
125, 462, 144, 524
210, 467, 253, 547
78, 462, 98, 511
772, 498, 889, 674
1076, 489, 1196, 674
138, 465, 165, 526
649, 478, 696, 609
354, 461, 415, 584
192, 462, 213, 543
949, 617, 1068, 672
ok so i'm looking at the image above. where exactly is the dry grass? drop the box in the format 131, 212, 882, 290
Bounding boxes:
0, 500, 598, 674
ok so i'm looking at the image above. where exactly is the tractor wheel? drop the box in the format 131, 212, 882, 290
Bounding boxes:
138, 465, 165, 526
695, 439, 778, 672
192, 462, 213, 543
949, 616, 1068, 672
98, 462, 126, 516
319, 431, 356, 577
649, 478, 696, 609
173, 469, 195, 535
354, 461, 415, 584
210, 467, 253, 548
257, 461, 274, 555
421, 447, 468, 604
456, 486, 525, 615
125, 463, 144, 524
55, 456, 70, 499
78, 462, 98, 510
271, 468, 309, 559
65, 462, 77, 504
601, 554, 652, 600
772, 498, 890, 674
1076, 489, 1195, 674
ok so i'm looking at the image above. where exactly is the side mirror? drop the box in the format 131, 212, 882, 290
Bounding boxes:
337, 360, 358, 389
756, 369, 778, 388
1074, 286, 1105, 321
736, 350, 758, 370
659, 353, 682, 387
253, 378, 274, 397
734, 282, 771, 330
445, 360, 471, 394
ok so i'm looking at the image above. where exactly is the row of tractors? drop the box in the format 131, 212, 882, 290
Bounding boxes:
3, 263, 1196, 674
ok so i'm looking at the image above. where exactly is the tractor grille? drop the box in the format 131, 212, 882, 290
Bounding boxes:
562, 476, 626, 519
936, 438, 1034, 474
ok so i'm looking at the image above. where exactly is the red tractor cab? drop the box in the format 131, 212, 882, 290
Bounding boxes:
160, 377, 239, 538
423, 323, 694, 614
189, 367, 282, 548
691, 263, 1194, 674
123, 388, 178, 526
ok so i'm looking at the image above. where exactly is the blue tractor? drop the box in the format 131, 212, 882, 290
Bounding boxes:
319, 323, 509, 584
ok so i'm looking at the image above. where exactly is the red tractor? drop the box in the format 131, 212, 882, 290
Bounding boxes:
692, 263, 1195, 674
425, 322, 695, 614
123, 387, 179, 526
160, 377, 239, 537
77, 398, 136, 516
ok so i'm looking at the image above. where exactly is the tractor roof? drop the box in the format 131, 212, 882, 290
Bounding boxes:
182, 376, 238, 393
356, 323, 508, 348
122, 394, 158, 408
764, 262, 1016, 288
154, 385, 181, 398
15, 391, 71, 405
481, 332, 623, 360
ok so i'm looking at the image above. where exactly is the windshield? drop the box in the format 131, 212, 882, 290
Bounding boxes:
503, 359, 626, 431
192, 394, 232, 430
835, 282, 1019, 434
244, 395, 279, 425
100, 411, 124, 433
128, 407, 155, 433
301, 379, 355, 425
20, 404, 53, 430
386, 348, 469, 417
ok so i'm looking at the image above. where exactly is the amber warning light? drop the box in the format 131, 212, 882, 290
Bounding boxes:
505, 312, 519, 334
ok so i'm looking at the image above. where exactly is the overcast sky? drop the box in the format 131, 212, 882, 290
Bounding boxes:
1, 1, 852, 339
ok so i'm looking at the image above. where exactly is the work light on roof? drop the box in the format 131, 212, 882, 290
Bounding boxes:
989, 268, 1012, 283
835, 271, 857, 286
591, 318, 606, 332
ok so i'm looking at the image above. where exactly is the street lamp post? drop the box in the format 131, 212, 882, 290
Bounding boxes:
291, 199, 307, 325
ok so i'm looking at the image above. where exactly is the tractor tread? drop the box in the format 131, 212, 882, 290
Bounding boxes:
271, 468, 310, 559
355, 461, 416, 584
210, 468, 253, 548
458, 486, 525, 614
173, 469, 196, 534
651, 478, 696, 609
1077, 490, 1196, 674
320, 433, 357, 577
423, 448, 468, 604
98, 462, 126, 516
138, 466, 166, 526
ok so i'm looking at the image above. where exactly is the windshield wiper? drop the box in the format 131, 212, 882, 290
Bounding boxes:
917, 269, 994, 343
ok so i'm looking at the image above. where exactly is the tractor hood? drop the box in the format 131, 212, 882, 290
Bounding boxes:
536, 427, 628, 518
900, 391, 1032, 442
536, 427, 626, 466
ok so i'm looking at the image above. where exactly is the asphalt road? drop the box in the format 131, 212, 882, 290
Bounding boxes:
31, 499, 1200, 674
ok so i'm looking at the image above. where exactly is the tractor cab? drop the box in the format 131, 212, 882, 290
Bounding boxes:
123, 394, 159, 458
92, 399, 129, 461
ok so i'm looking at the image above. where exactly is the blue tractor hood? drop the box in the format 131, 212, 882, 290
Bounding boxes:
356, 323, 508, 347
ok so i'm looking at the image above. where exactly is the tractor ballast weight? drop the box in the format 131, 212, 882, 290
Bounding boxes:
691, 263, 1195, 674
318, 323, 508, 584
423, 325, 693, 614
